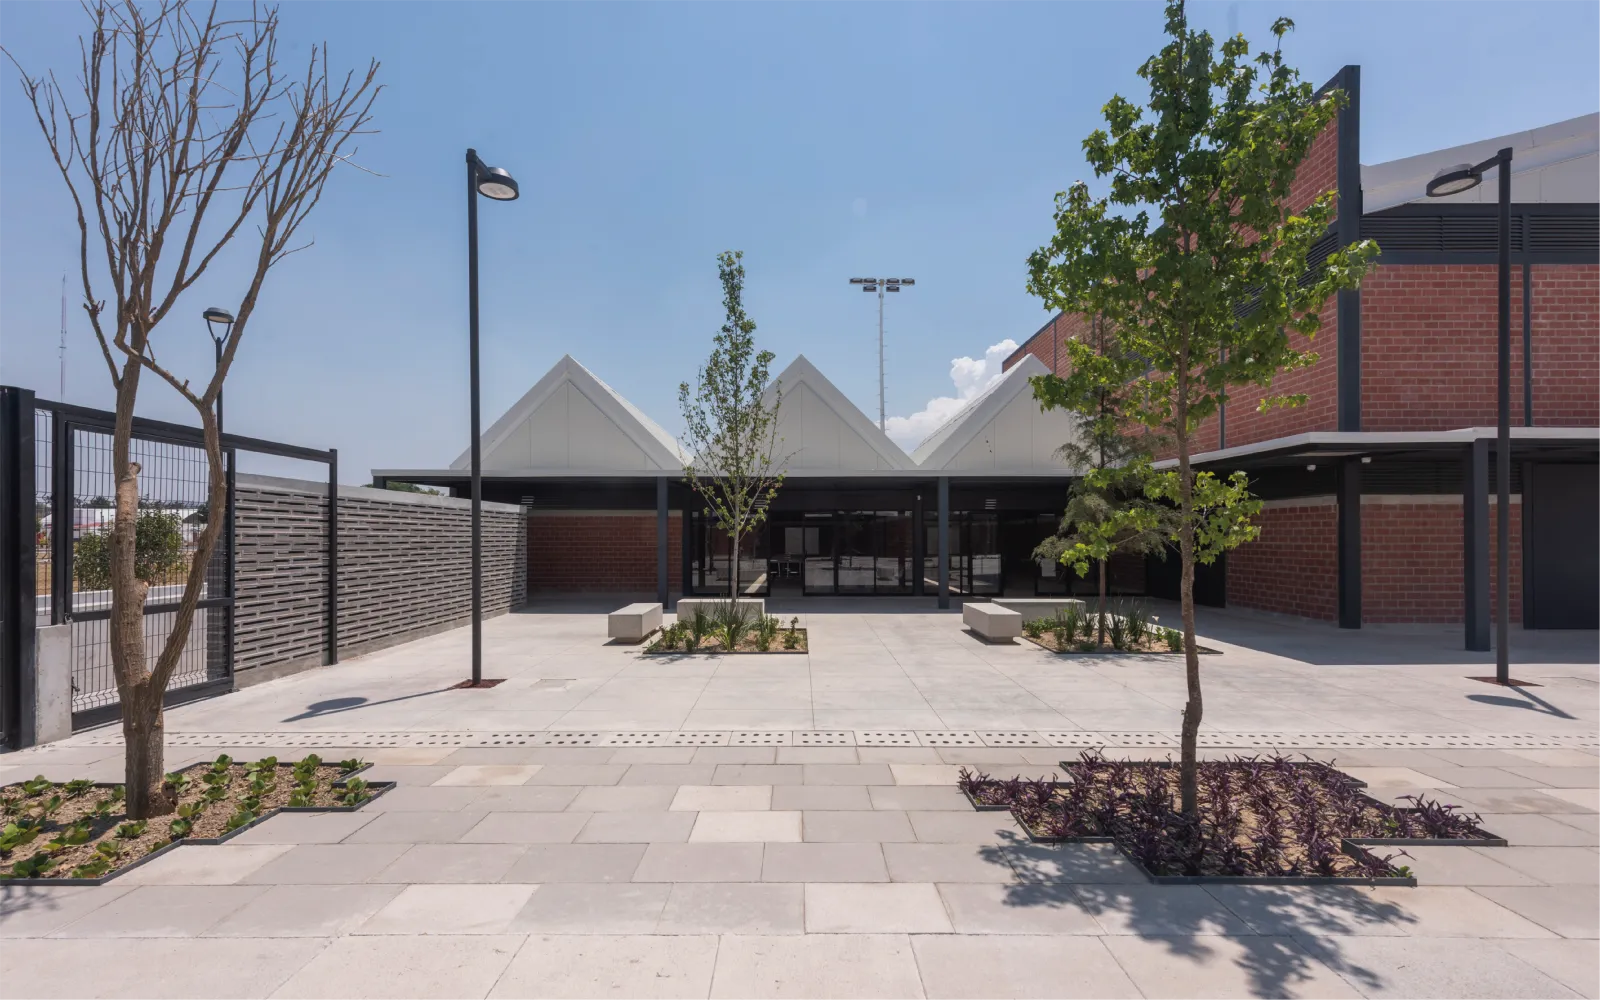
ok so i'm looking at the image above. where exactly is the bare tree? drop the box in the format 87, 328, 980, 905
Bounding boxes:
8, 0, 380, 818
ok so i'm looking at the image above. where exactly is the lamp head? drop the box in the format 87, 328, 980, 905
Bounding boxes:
475, 166, 519, 201
1426, 163, 1482, 198
202, 306, 235, 327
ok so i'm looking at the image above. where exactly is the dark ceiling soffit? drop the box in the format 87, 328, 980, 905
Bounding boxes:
1184, 438, 1598, 471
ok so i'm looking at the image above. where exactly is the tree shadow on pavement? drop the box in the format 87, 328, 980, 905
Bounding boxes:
980, 832, 1416, 997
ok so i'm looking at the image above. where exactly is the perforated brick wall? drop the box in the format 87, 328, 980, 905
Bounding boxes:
233, 476, 527, 673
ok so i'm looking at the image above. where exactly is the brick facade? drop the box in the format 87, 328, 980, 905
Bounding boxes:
1362, 498, 1521, 624
527, 511, 683, 594
1226, 501, 1339, 621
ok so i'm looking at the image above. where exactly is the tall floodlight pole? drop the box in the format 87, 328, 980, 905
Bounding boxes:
848, 277, 915, 431
463, 148, 519, 688
1427, 147, 1515, 684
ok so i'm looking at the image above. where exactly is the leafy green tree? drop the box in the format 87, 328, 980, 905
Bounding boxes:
75, 511, 187, 592
678, 251, 787, 600
378, 481, 441, 495
1025, 1, 1377, 819
1033, 313, 1172, 645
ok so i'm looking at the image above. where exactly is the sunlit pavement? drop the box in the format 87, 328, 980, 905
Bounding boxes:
2, 601, 1595, 998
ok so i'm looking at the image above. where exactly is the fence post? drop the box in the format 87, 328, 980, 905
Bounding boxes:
0, 386, 39, 748
326, 448, 339, 665
51, 409, 71, 626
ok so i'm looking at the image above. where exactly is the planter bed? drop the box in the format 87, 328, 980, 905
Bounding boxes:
645, 627, 808, 655
958, 751, 1504, 885
0, 754, 392, 885
1022, 633, 1220, 655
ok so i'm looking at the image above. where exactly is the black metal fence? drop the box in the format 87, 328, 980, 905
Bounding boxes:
0, 385, 336, 745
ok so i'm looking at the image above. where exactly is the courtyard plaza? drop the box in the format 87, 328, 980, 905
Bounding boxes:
0, 600, 1595, 999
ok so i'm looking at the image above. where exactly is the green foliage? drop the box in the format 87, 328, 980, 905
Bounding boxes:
62, 779, 96, 799
711, 600, 758, 651
115, 820, 147, 840
686, 608, 712, 652
1164, 627, 1184, 652
21, 777, 52, 797
0, 818, 44, 856
70, 857, 112, 879
337, 778, 370, 806
224, 808, 256, 832
338, 759, 364, 774
378, 481, 441, 495
755, 615, 781, 652
678, 251, 788, 599
8, 853, 55, 878
72, 509, 187, 591
1023, 0, 1377, 817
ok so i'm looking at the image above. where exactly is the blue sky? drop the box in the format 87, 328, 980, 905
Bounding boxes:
2, 1, 1596, 482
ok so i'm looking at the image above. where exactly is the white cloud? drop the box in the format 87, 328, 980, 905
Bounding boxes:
884, 339, 1018, 451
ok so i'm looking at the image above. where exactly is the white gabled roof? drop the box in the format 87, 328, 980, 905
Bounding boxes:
913, 354, 1085, 474
760, 355, 916, 473
451, 354, 685, 474
1362, 112, 1599, 214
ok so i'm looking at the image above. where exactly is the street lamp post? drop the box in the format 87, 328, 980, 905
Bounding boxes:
202, 307, 235, 437
848, 277, 915, 432
1426, 147, 1513, 685
463, 148, 519, 688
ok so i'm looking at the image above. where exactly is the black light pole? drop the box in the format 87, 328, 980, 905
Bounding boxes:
202, 307, 235, 436
1427, 147, 1514, 684
463, 148, 519, 688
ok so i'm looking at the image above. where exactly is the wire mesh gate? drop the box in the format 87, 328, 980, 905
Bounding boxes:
0, 386, 336, 744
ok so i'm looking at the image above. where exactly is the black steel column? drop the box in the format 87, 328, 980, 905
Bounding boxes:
224, 447, 237, 685
937, 476, 950, 609
911, 492, 925, 597
467, 149, 484, 685
1523, 263, 1534, 426
656, 477, 669, 609
326, 448, 339, 665
50, 409, 70, 626
1463, 440, 1490, 651
1337, 458, 1362, 629
1520, 461, 1536, 630
0, 387, 38, 748
1494, 147, 1513, 683
1335, 65, 1363, 432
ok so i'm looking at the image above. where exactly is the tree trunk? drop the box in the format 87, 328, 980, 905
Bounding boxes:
1097, 558, 1108, 646
1176, 393, 1201, 821
122, 684, 173, 818
729, 524, 741, 602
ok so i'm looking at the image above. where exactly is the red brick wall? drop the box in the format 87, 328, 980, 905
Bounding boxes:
1226, 501, 1338, 620
1004, 312, 1092, 377
1288, 118, 1339, 218
527, 512, 683, 593
1530, 264, 1600, 426
1362, 498, 1521, 624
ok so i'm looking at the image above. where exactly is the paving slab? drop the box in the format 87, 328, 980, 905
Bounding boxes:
1073, 883, 1253, 936
803, 809, 917, 843
0, 885, 132, 938
1302, 935, 1582, 999
270, 932, 523, 999
509, 881, 672, 934
53, 883, 268, 937
241, 843, 410, 885
689, 810, 802, 842
1000, 842, 1147, 884
1473, 884, 1600, 938
671, 784, 772, 811
458, 811, 591, 844
118, 844, 295, 885
1475, 812, 1600, 846
354, 883, 539, 935
1100, 933, 1363, 999
713, 764, 804, 785
936, 882, 1101, 934
1404, 845, 1546, 886
906, 810, 1024, 843
633, 843, 765, 882
867, 785, 971, 811
372, 844, 527, 883
502, 843, 646, 883
710, 933, 926, 999
761, 842, 888, 883
463, 785, 582, 812
363, 786, 487, 812
1471, 845, 1600, 884
657, 882, 804, 934
346, 811, 485, 844
911, 934, 1140, 999
575, 811, 698, 843
1208, 884, 1556, 938
205, 883, 402, 937
1495, 938, 1600, 999
618, 764, 718, 785
230, 811, 380, 844
0, 935, 326, 999
772, 784, 873, 810
489, 933, 719, 999
883, 843, 1018, 883
568, 784, 678, 811
432, 764, 543, 786
805, 882, 954, 933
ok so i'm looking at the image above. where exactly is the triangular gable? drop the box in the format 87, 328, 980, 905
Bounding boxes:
759, 355, 915, 473
913, 355, 1084, 474
451, 355, 685, 473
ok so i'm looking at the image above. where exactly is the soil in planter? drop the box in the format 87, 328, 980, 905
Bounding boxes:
959, 751, 1496, 879
1, 754, 372, 881
1023, 630, 1205, 654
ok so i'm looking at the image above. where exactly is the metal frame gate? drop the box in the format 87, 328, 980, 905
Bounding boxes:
0, 386, 337, 746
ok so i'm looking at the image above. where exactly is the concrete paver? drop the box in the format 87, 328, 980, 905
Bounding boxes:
270, 933, 523, 999
489, 933, 719, 999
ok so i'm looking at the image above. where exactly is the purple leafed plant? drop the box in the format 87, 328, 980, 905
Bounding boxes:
964, 750, 1493, 879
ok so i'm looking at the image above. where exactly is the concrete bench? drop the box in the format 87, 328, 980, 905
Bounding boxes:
608, 603, 662, 642
963, 602, 1023, 642
992, 597, 1087, 622
674, 597, 765, 621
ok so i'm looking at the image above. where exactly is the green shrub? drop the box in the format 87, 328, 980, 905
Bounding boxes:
73, 510, 187, 591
